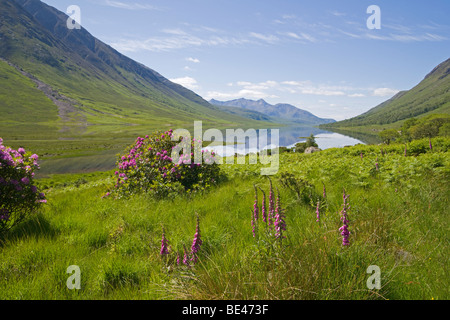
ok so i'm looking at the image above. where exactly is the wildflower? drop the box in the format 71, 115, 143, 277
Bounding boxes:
316, 200, 320, 222
322, 183, 326, 199
253, 185, 259, 221
375, 162, 379, 171
274, 189, 286, 241
268, 178, 275, 228
160, 227, 169, 256
404, 145, 407, 157
360, 152, 363, 160
339, 188, 350, 246
183, 245, 190, 267
176, 252, 181, 265
259, 187, 267, 223
191, 214, 203, 264
429, 138, 432, 150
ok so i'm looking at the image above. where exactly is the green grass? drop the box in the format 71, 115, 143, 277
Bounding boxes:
0, 137, 448, 300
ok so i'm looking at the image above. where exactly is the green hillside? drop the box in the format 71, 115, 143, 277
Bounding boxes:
323, 58, 450, 134
0, 58, 58, 128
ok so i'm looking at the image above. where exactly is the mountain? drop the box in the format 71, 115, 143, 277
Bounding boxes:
325, 58, 450, 128
0, 0, 263, 136
0, 0, 275, 174
210, 98, 335, 125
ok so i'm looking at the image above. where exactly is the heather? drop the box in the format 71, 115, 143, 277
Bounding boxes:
0, 137, 448, 300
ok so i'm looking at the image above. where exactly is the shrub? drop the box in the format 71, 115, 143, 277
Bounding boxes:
105, 130, 223, 199
294, 134, 318, 153
0, 138, 46, 233
379, 129, 400, 144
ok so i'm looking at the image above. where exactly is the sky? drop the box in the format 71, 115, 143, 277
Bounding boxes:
42, 0, 450, 120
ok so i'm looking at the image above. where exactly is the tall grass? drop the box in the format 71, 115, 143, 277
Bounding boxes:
0, 139, 448, 300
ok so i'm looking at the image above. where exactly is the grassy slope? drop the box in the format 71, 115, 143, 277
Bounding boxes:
0, 137, 448, 300
0, 59, 59, 138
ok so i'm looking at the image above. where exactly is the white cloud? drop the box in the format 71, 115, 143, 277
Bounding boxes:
186, 57, 200, 63
301, 88, 345, 96
331, 11, 346, 17
284, 32, 302, 40
348, 93, 365, 97
170, 76, 199, 90
299, 33, 317, 43
372, 88, 399, 97
282, 81, 346, 96
249, 32, 279, 44
111, 31, 250, 52
162, 29, 187, 35
237, 81, 252, 86
282, 80, 309, 86
204, 88, 278, 101
104, 0, 158, 10
282, 14, 296, 20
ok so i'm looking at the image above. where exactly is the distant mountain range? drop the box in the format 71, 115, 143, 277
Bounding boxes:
326, 58, 450, 128
210, 98, 336, 125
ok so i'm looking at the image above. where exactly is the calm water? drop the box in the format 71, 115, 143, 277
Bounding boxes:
204, 126, 365, 157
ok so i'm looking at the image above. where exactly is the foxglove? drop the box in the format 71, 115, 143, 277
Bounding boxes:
339, 189, 350, 246
191, 214, 203, 264
274, 189, 286, 241
160, 227, 169, 256
316, 200, 320, 222
268, 178, 275, 228
252, 186, 259, 237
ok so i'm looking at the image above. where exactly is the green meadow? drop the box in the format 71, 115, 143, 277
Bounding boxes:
0, 137, 448, 300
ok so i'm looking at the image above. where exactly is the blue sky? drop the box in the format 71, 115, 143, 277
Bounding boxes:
43, 0, 450, 120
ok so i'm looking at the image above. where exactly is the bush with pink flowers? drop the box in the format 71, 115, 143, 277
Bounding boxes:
0, 138, 46, 233
105, 130, 223, 199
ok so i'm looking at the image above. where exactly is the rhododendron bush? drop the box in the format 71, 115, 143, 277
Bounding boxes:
105, 130, 223, 199
0, 138, 46, 232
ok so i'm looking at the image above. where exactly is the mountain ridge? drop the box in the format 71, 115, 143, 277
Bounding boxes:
210, 98, 335, 125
